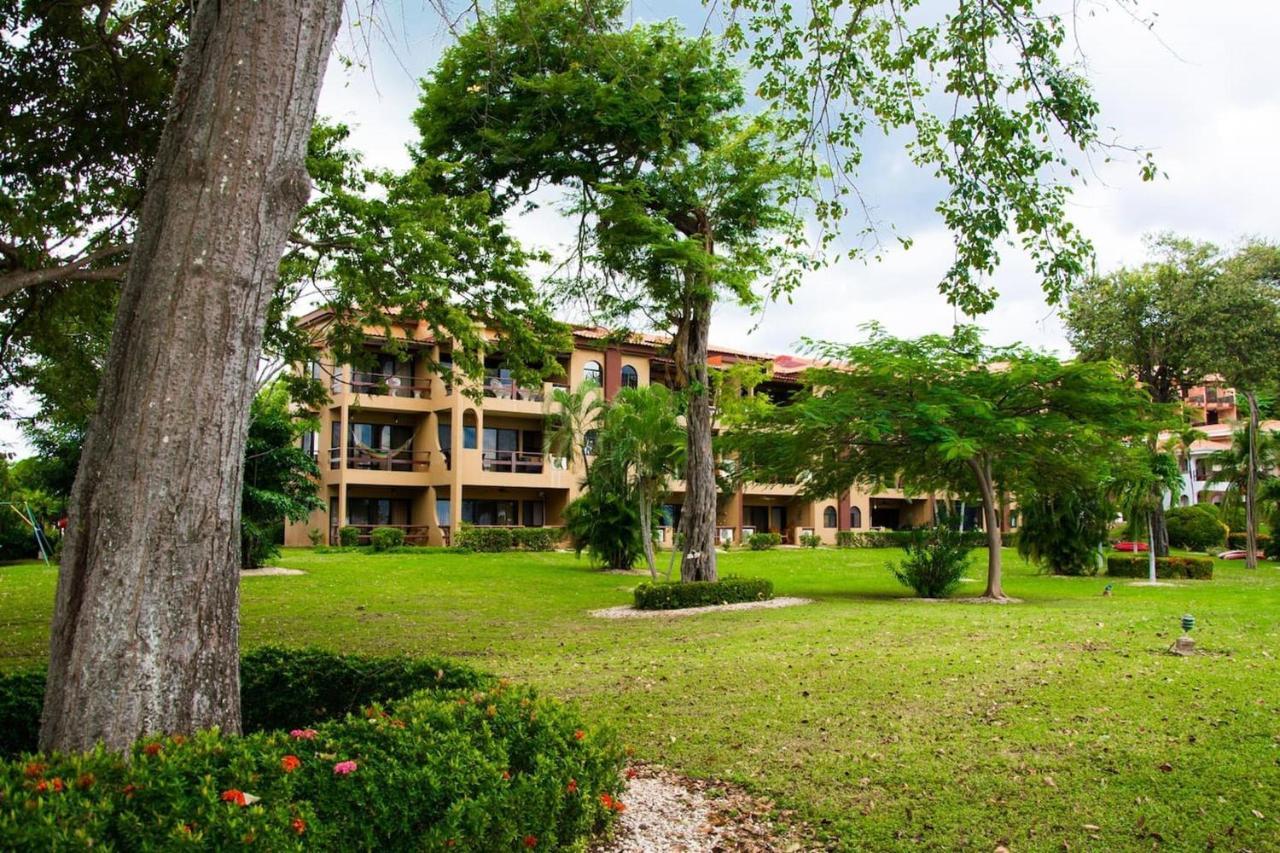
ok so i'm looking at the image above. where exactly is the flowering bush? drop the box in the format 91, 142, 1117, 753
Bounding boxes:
0, 653, 626, 850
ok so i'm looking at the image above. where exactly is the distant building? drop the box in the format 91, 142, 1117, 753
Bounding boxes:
1167, 382, 1280, 507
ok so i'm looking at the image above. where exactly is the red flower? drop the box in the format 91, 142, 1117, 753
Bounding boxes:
23, 762, 46, 779
34, 780, 48, 794
566, 778, 578, 793
612, 798, 626, 813
77, 773, 95, 790
123, 783, 142, 798
600, 793, 614, 809
523, 835, 538, 848
50, 778, 65, 793
501, 770, 511, 781
291, 818, 306, 836
625, 767, 638, 780
143, 743, 162, 757
221, 789, 247, 807
281, 755, 301, 773
573, 730, 585, 742
182, 823, 195, 835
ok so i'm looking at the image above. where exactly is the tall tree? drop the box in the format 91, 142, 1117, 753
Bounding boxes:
728, 326, 1167, 600
1191, 241, 1280, 568
1062, 234, 1219, 555
1115, 445, 1183, 583
40, 0, 344, 753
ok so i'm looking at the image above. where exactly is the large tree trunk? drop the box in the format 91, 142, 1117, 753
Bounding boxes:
968, 457, 1006, 600
675, 284, 718, 583
40, 0, 342, 753
1151, 503, 1170, 558
1245, 390, 1260, 569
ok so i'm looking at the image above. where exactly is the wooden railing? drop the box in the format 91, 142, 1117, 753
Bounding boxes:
481, 449, 545, 474
482, 376, 545, 401
330, 448, 434, 472
330, 523, 432, 545
333, 372, 432, 399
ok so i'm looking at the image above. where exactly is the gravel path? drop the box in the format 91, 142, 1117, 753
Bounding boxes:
593, 765, 822, 852
589, 597, 812, 619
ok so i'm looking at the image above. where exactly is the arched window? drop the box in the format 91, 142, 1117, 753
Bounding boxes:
621, 364, 639, 389
823, 506, 837, 528
582, 360, 602, 385
850, 506, 863, 529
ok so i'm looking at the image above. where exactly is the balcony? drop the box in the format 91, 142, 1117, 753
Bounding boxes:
481, 449, 545, 474
330, 448, 434, 472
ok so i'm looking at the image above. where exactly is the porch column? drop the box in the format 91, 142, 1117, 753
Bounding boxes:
838, 492, 851, 531
336, 401, 349, 543
604, 347, 622, 400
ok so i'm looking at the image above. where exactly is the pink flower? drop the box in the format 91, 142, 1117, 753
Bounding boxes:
333, 760, 358, 775
290, 728, 318, 740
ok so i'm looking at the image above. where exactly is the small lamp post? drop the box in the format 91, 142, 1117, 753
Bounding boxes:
1173, 613, 1196, 655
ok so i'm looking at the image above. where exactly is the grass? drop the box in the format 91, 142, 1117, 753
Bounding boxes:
3, 546, 1279, 851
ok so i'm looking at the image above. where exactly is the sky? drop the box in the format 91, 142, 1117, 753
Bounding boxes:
2, 0, 1278, 457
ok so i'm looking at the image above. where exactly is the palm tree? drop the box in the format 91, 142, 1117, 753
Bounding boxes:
601, 385, 685, 578
1162, 424, 1207, 504
1117, 445, 1183, 583
543, 380, 604, 475
1204, 426, 1280, 565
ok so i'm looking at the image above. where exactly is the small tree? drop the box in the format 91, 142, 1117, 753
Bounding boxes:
1017, 485, 1113, 576
1115, 446, 1183, 583
730, 326, 1169, 601
892, 514, 974, 599
563, 452, 644, 571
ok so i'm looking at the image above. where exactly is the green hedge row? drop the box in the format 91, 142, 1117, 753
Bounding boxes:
633, 576, 774, 610
0, 649, 624, 851
835, 529, 1011, 549
369, 526, 404, 551
1226, 532, 1272, 555
454, 526, 563, 553
746, 532, 783, 550
1106, 555, 1214, 579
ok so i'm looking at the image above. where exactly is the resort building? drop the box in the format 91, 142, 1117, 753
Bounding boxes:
283, 312, 952, 548
1168, 382, 1280, 507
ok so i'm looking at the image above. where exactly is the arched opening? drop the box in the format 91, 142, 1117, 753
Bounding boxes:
621, 364, 639, 389
823, 506, 837, 528
850, 506, 863, 529
462, 409, 479, 450
582, 360, 602, 386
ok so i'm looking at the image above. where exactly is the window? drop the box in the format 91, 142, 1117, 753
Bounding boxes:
850, 506, 863, 529
461, 499, 518, 526
436, 499, 451, 526
462, 425, 477, 449
300, 431, 318, 459
437, 423, 452, 451
582, 360, 602, 385
345, 498, 410, 526
522, 500, 545, 527
583, 429, 599, 456
823, 506, 837, 528
621, 365, 639, 389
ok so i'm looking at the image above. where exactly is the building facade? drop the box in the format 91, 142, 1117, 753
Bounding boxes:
284, 312, 940, 548
1167, 380, 1280, 507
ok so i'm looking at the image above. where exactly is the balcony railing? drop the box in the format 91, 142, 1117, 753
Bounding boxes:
330, 523, 431, 545
481, 449, 544, 474
483, 376, 546, 401
333, 372, 432, 399
330, 448, 434, 472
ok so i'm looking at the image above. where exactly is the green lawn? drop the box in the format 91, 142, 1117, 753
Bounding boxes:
3, 547, 1279, 851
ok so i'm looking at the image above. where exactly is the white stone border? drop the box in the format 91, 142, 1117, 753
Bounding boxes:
589, 596, 812, 619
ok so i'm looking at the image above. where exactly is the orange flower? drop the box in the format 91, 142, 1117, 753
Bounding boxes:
171, 734, 187, 745
221, 789, 247, 807
280, 755, 301, 773
122, 783, 142, 798
77, 773, 95, 790
23, 762, 46, 779
573, 730, 585, 742
600, 793, 614, 809
34, 780, 48, 794
612, 799, 626, 813
143, 743, 162, 757
566, 778, 578, 793
291, 818, 306, 835
501, 770, 511, 781
50, 778, 65, 793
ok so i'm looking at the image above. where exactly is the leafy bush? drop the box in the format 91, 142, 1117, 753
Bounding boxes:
835, 531, 857, 548
563, 490, 643, 570
511, 527, 562, 552
1016, 489, 1111, 576
1106, 555, 1214, 579
454, 525, 513, 552
0, 650, 626, 850
746, 531, 782, 550
799, 532, 822, 548
633, 576, 774, 610
1165, 506, 1228, 551
337, 526, 360, 547
0, 670, 43, 762
369, 527, 405, 551
891, 524, 974, 598
1227, 531, 1271, 553
307, 528, 325, 547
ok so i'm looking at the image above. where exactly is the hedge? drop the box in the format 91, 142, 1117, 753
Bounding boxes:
1106, 555, 1214, 580
369, 527, 404, 551
834, 529, 1011, 549
0, 650, 625, 851
633, 576, 774, 610
1227, 532, 1272, 555
799, 533, 822, 548
454, 526, 563, 553
337, 526, 360, 547
746, 532, 782, 550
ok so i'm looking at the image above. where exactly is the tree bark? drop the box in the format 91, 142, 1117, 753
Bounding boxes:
1245, 390, 1260, 569
968, 457, 1006, 600
40, 0, 342, 753
1151, 503, 1170, 557
675, 284, 718, 583
639, 494, 657, 580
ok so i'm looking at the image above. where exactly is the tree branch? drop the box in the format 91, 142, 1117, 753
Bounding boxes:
0, 244, 131, 300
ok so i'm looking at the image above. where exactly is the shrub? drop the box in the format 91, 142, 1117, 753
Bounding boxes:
1105, 555, 1214, 579
454, 525, 514, 552
369, 527, 404, 551
562, 489, 643, 570
1227, 531, 1271, 553
1015, 489, 1111, 576
511, 527, 562, 552
891, 524, 974, 598
0, 651, 626, 851
0, 670, 43, 762
633, 576, 774, 610
337, 526, 360, 547
307, 528, 324, 547
1165, 506, 1228, 551
835, 531, 857, 548
746, 532, 783, 550
799, 532, 822, 548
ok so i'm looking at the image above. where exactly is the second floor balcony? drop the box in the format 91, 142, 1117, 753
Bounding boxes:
330, 447, 434, 473
481, 449, 545, 474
